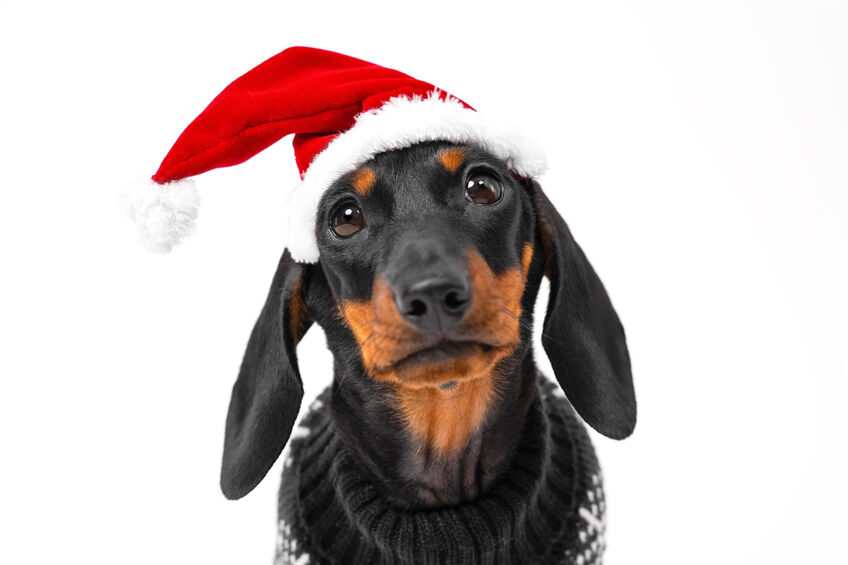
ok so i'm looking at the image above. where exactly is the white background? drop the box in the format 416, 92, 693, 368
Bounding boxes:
1, 1, 845, 563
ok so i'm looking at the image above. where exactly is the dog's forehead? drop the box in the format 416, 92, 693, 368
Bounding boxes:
370, 140, 466, 174
320, 141, 509, 214
364, 141, 469, 213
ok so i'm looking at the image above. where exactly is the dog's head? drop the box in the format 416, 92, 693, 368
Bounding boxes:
220, 141, 636, 500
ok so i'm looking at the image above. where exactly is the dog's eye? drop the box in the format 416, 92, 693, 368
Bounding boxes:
465, 174, 502, 205
330, 202, 366, 237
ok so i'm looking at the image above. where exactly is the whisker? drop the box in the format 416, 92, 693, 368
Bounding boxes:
498, 306, 520, 320
540, 331, 565, 347
336, 365, 352, 390
499, 307, 533, 333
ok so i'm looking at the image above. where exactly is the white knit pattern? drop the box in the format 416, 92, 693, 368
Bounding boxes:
275, 518, 311, 565
568, 473, 607, 565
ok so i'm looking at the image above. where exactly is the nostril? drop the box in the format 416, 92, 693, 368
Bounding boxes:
443, 291, 468, 313
407, 299, 428, 317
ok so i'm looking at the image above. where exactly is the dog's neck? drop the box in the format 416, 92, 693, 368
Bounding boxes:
329, 344, 538, 508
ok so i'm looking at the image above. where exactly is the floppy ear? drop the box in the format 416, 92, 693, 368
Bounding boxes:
532, 182, 636, 439
220, 250, 312, 499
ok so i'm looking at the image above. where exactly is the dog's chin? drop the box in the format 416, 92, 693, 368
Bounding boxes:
378, 341, 509, 389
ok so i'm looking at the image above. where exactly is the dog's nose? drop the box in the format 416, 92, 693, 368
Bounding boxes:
395, 276, 471, 332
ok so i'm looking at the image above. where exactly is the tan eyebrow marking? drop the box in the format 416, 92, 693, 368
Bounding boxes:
438, 148, 465, 174
351, 168, 377, 195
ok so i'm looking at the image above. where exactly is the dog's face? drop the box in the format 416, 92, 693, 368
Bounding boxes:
219, 140, 636, 500
314, 141, 535, 388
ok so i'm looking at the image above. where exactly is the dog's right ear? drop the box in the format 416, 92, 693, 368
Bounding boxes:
220, 250, 312, 500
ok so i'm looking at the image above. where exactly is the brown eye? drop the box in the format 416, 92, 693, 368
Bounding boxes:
465, 174, 502, 205
330, 202, 366, 237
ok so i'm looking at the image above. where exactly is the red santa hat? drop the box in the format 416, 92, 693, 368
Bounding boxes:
124, 46, 547, 262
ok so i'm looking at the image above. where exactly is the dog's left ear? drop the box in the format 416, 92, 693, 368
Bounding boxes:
531, 181, 637, 439
220, 250, 313, 500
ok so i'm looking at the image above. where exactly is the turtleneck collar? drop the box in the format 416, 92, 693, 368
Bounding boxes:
276, 377, 606, 565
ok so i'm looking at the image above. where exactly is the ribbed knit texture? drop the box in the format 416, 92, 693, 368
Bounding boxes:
275, 377, 606, 565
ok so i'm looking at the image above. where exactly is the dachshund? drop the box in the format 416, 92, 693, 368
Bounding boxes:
219, 140, 636, 564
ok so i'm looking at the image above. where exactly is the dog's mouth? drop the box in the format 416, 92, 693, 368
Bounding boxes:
375, 339, 506, 388
391, 340, 492, 372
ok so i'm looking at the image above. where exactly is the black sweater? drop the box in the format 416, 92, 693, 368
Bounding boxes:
275, 377, 606, 564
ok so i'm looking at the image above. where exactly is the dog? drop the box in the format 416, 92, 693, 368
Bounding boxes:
218, 140, 637, 564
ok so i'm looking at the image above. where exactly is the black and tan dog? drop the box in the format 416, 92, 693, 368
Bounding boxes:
221, 141, 636, 564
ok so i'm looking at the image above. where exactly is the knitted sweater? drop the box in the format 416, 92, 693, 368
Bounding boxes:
275, 377, 606, 565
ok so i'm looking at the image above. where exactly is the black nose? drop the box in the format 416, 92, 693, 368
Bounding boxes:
395, 276, 471, 332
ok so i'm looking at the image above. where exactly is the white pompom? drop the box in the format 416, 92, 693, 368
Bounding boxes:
121, 177, 200, 253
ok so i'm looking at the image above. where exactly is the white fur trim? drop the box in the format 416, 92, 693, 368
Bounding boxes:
285, 93, 547, 263
121, 177, 200, 253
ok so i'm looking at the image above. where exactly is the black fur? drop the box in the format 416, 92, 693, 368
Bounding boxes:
534, 185, 636, 439
220, 251, 311, 500
219, 141, 636, 505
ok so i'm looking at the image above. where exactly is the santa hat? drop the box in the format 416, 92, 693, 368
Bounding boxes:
124, 46, 547, 262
